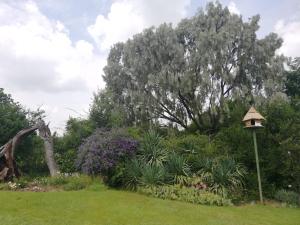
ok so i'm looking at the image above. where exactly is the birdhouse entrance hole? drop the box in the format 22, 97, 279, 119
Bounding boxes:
251, 119, 255, 126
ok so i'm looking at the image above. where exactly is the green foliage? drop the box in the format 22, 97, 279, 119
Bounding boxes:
55, 149, 77, 173
213, 98, 300, 198
35, 174, 94, 191
16, 177, 30, 188
139, 185, 232, 206
261, 100, 300, 194
120, 131, 246, 197
140, 164, 166, 186
54, 117, 95, 173
104, 164, 126, 188
197, 157, 246, 197
46, 175, 69, 186
0, 183, 10, 190
85, 182, 107, 191
0, 178, 31, 190
139, 130, 167, 166
62, 176, 92, 191
285, 60, 300, 98
0, 88, 29, 145
123, 159, 143, 190
126, 126, 144, 141
89, 89, 130, 128
0, 88, 47, 176
163, 134, 212, 155
274, 190, 300, 206
165, 153, 190, 183
14, 135, 48, 176
104, 2, 285, 132
163, 134, 217, 173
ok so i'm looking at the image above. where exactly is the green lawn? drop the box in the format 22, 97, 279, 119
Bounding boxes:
0, 189, 299, 225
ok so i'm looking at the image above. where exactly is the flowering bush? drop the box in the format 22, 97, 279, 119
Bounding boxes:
7, 182, 18, 190
75, 128, 138, 176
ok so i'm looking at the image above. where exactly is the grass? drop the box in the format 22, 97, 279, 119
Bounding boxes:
0, 188, 299, 225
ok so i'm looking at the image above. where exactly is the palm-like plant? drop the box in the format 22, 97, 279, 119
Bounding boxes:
198, 157, 246, 197
165, 152, 191, 184
140, 163, 166, 186
139, 130, 167, 166
123, 158, 143, 190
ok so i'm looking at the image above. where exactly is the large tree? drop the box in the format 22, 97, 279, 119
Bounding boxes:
285, 57, 300, 98
103, 2, 286, 132
0, 88, 29, 144
89, 89, 131, 128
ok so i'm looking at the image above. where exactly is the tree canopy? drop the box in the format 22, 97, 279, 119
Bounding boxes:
103, 2, 286, 132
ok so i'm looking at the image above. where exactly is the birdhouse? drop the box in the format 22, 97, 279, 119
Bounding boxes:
242, 106, 265, 128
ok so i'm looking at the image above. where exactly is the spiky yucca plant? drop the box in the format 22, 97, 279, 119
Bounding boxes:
123, 158, 143, 190
165, 152, 191, 184
198, 157, 246, 197
140, 163, 166, 186
139, 130, 167, 166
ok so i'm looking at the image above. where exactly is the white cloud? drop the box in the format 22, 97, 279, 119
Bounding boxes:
0, 0, 192, 134
275, 19, 300, 57
0, 1, 105, 133
228, 1, 240, 15
88, 0, 191, 51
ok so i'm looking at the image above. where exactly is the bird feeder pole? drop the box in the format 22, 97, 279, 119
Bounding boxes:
242, 106, 265, 203
252, 129, 263, 203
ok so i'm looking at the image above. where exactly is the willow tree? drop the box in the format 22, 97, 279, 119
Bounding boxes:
104, 2, 285, 132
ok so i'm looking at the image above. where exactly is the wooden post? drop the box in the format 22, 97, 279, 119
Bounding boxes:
253, 130, 263, 203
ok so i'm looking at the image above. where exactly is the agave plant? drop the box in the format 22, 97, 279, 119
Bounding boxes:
165, 152, 191, 184
139, 130, 168, 166
198, 157, 246, 197
140, 163, 166, 186
123, 158, 143, 190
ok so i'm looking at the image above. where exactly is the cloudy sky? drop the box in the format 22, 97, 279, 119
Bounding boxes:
0, 0, 299, 134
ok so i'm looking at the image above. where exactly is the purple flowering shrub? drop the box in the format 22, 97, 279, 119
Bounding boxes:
75, 128, 138, 176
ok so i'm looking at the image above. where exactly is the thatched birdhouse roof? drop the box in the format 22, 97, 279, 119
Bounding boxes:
242, 106, 265, 122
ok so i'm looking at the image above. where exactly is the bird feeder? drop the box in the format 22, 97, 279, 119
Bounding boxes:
242, 106, 265, 128
242, 106, 265, 203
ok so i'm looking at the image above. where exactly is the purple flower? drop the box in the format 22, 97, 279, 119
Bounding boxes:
75, 128, 138, 175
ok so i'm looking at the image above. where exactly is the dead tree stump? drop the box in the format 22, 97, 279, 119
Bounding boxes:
0, 120, 59, 181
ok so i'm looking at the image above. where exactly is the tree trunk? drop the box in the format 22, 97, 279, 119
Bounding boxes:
37, 120, 59, 177
0, 120, 60, 180
0, 126, 38, 180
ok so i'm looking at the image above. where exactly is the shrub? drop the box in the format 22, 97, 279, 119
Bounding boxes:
55, 149, 77, 173
163, 134, 211, 156
165, 153, 190, 183
35, 174, 94, 191
46, 175, 69, 186
16, 177, 29, 188
197, 157, 246, 197
123, 159, 143, 190
139, 130, 167, 166
0, 182, 10, 190
63, 177, 91, 191
76, 128, 138, 176
140, 163, 166, 186
163, 134, 218, 174
139, 185, 232, 206
274, 189, 300, 206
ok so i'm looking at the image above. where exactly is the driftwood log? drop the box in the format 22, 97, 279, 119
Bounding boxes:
0, 120, 59, 181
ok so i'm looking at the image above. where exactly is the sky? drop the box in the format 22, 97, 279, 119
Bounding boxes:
0, 0, 299, 134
